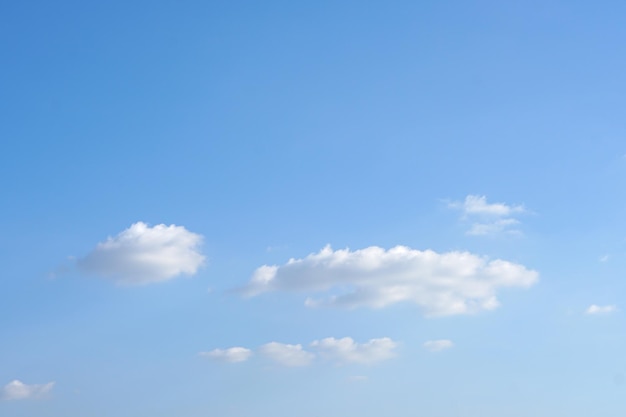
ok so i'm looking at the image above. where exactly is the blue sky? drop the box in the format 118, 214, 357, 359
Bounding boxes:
2, 0, 626, 415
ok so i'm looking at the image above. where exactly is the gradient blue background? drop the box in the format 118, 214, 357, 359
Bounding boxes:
1, 1, 626, 416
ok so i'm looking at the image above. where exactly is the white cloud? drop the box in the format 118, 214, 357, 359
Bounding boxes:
423, 339, 454, 352
77, 222, 205, 285
599, 254, 610, 262
585, 304, 618, 315
1, 380, 55, 400
467, 218, 521, 236
311, 337, 397, 364
199, 347, 252, 363
452, 195, 524, 217
241, 245, 538, 317
201, 337, 399, 367
449, 195, 526, 236
259, 342, 315, 367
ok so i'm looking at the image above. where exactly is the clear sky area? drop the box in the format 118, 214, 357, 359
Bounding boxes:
2, 1, 626, 416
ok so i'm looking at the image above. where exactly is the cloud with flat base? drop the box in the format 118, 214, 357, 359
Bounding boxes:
77, 222, 205, 285
258, 342, 315, 367
199, 347, 252, 363
1, 380, 55, 400
311, 337, 397, 364
241, 245, 538, 317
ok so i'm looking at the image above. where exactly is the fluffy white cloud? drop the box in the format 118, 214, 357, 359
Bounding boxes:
258, 342, 315, 367
1, 380, 55, 400
77, 222, 205, 285
423, 339, 454, 352
311, 337, 397, 364
242, 245, 538, 317
199, 347, 252, 363
585, 304, 618, 315
450, 195, 526, 236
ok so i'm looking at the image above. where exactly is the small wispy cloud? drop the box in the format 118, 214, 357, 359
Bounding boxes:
423, 339, 454, 352
311, 337, 398, 365
199, 347, 252, 363
585, 304, 618, 315
452, 195, 525, 217
467, 218, 521, 236
599, 254, 610, 262
258, 342, 315, 367
449, 195, 527, 236
1, 380, 55, 401
203, 337, 399, 367
266, 245, 288, 253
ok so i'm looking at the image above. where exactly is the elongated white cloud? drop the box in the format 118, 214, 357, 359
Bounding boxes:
242, 245, 538, 317
77, 222, 205, 285
199, 347, 252, 363
585, 304, 618, 315
203, 337, 399, 367
423, 339, 453, 352
467, 218, 520, 236
258, 342, 315, 367
449, 195, 526, 236
453, 195, 524, 217
311, 337, 397, 364
1, 380, 55, 400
